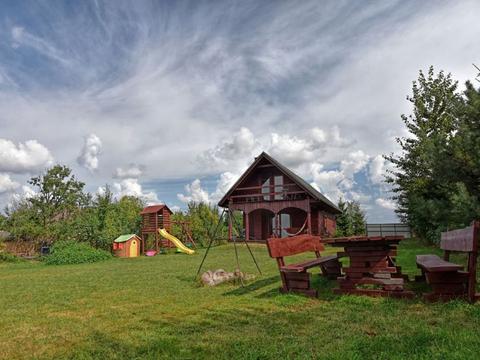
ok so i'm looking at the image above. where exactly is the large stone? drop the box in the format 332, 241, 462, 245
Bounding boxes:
201, 268, 246, 286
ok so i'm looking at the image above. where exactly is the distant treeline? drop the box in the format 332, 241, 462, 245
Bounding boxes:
0, 165, 227, 251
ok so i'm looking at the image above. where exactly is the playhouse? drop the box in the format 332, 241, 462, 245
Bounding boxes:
140, 204, 173, 253
113, 234, 141, 257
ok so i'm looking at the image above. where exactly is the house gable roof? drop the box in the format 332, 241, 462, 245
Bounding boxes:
217, 152, 341, 213
140, 204, 173, 215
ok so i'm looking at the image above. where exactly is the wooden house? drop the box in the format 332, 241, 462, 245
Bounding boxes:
140, 204, 173, 253
218, 152, 341, 242
113, 234, 141, 257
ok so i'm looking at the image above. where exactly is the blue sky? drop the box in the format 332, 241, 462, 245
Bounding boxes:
0, 0, 479, 221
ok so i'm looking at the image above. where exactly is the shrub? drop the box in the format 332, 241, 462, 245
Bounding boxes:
0, 252, 23, 263
44, 241, 112, 265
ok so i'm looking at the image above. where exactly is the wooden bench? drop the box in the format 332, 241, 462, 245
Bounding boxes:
416, 221, 479, 302
266, 234, 342, 297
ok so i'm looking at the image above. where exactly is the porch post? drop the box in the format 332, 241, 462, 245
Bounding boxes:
245, 211, 250, 241
307, 211, 312, 235
228, 208, 233, 242
317, 211, 322, 236
275, 213, 280, 238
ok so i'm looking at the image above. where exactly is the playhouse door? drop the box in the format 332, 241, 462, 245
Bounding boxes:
130, 240, 138, 257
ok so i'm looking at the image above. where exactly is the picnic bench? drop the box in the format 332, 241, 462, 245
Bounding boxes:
323, 236, 414, 298
266, 234, 342, 297
416, 221, 479, 302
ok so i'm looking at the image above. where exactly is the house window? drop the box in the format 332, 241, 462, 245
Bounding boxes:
262, 178, 271, 201
274, 176, 284, 200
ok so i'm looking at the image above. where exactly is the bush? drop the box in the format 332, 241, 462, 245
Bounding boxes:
0, 252, 23, 263
44, 241, 112, 265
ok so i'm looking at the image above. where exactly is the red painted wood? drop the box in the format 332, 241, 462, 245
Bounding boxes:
267, 234, 324, 258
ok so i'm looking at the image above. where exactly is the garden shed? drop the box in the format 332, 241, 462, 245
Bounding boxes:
113, 234, 141, 258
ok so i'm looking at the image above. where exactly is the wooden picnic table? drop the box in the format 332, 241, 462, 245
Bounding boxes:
322, 236, 414, 298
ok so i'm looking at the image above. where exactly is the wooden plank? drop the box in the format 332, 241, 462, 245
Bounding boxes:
267, 234, 323, 258
345, 250, 396, 257
282, 271, 309, 280
441, 224, 477, 252
416, 254, 463, 272
286, 279, 310, 289
425, 271, 469, 284
345, 266, 397, 274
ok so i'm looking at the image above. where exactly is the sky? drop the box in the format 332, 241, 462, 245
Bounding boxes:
0, 0, 479, 222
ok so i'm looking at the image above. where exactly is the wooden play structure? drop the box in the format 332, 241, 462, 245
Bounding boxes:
140, 204, 196, 254
218, 152, 341, 242
266, 234, 342, 297
416, 221, 479, 303
112, 234, 141, 257
140, 204, 173, 253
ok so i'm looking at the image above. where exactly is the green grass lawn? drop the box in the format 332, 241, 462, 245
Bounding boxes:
1, 239, 479, 360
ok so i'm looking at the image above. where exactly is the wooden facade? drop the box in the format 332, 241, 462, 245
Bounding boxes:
140, 204, 173, 253
218, 152, 341, 242
112, 234, 141, 258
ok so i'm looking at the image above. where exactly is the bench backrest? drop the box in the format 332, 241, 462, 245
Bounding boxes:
266, 234, 324, 258
440, 221, 479, 253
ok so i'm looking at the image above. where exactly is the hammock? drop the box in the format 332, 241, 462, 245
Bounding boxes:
284, 217, 308, 237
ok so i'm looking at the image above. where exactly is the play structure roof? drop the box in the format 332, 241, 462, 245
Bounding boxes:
114, 234, 139, 243
218, 151, 341, 214
140, 204, 173, 215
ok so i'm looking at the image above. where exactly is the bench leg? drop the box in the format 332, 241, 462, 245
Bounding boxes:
280, 271, 317, 298
320, 258, 342, 279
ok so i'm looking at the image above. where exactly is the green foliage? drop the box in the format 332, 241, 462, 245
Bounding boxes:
0, 252, 23, 263
171, 202, 231, 247
386, 67, 480, 243
335, 199, 366, 237
0, 238, 22, 263
44, 240, 112, 265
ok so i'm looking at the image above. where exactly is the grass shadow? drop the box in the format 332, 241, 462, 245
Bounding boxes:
222, 276, 279, 296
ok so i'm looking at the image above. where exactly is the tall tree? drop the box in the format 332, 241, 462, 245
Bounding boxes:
28, 165, 87, 239
385, 67, 462, 242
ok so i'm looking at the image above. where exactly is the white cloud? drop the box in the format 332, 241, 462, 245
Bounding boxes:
0, 174, 20, 194
114, 164, 145, 179
340, 150, 370, 179
177, 179, 211, 204
369, 155, 386, 185
0, 1, 479, 223
310, 150, 370, 203
77, 134, 102, 172
269, 133, 316, 167
11, 26, 72, 66
177, 171, 240, 206
197, 127, 258, 173
6, 185, 36, 210
310, 163, 346, 203
0, 139, 53, 173
112, 178, 159, 205
375, 198, 396, 210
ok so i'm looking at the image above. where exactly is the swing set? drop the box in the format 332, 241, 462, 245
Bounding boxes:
196, 208, 262, 286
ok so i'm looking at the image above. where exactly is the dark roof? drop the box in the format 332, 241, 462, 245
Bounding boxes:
140, 204, 173, 215
218, 152, 341, 213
